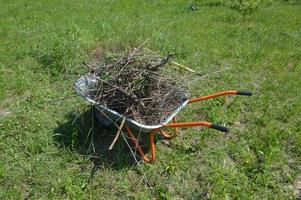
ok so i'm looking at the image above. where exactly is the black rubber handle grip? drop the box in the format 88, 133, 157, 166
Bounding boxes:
211, 124, 229, 132
236, 90, 252, 96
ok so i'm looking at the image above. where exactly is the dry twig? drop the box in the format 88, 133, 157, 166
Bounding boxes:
108, 116, 126, 150
84, 47, 187, 125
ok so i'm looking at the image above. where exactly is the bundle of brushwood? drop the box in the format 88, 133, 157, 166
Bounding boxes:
84, 47, 188, 125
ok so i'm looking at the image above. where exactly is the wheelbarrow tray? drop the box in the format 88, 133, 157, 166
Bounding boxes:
74, 75, 189, 133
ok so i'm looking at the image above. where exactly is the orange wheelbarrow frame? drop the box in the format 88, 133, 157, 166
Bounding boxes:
123, 90, 252, 163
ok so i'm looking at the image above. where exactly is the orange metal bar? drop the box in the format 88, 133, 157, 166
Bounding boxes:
124, 125, 155, 163
149, 132, 155, 161
172, 117, 179, 135
124, 125, 150, 162
189, 90, 238, 103
159, 129, 174, 139
164, 121, 212, 128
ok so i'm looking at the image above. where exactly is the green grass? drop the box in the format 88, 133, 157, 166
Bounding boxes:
0, 0, 301, 199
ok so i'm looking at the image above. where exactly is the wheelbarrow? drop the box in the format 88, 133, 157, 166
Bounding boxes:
75, 74, 252, 162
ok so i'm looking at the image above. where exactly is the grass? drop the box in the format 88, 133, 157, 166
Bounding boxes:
0, 0, 300, 199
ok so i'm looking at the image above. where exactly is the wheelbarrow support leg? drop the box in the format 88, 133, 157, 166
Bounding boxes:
124, 125, 155, 163
158, 117, 179, 140
159, 129, 175, 139
172, 117, 179, 135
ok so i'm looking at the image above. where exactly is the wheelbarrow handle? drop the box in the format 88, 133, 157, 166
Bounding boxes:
164, 121, 229, 132
211, 124, 229, 132
236, 90, 253, 96
189, 90, 253, 103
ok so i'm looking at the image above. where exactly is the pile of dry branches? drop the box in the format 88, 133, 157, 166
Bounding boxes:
84, 47, 188, 125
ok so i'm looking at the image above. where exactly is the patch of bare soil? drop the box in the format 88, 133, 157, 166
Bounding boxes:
0, 107, 11, 117
294, 166, 301, 199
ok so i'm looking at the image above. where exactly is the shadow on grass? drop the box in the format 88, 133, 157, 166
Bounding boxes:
53, 107, 151, 172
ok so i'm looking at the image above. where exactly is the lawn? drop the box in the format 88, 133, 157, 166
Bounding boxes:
0, 0, 300, 199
